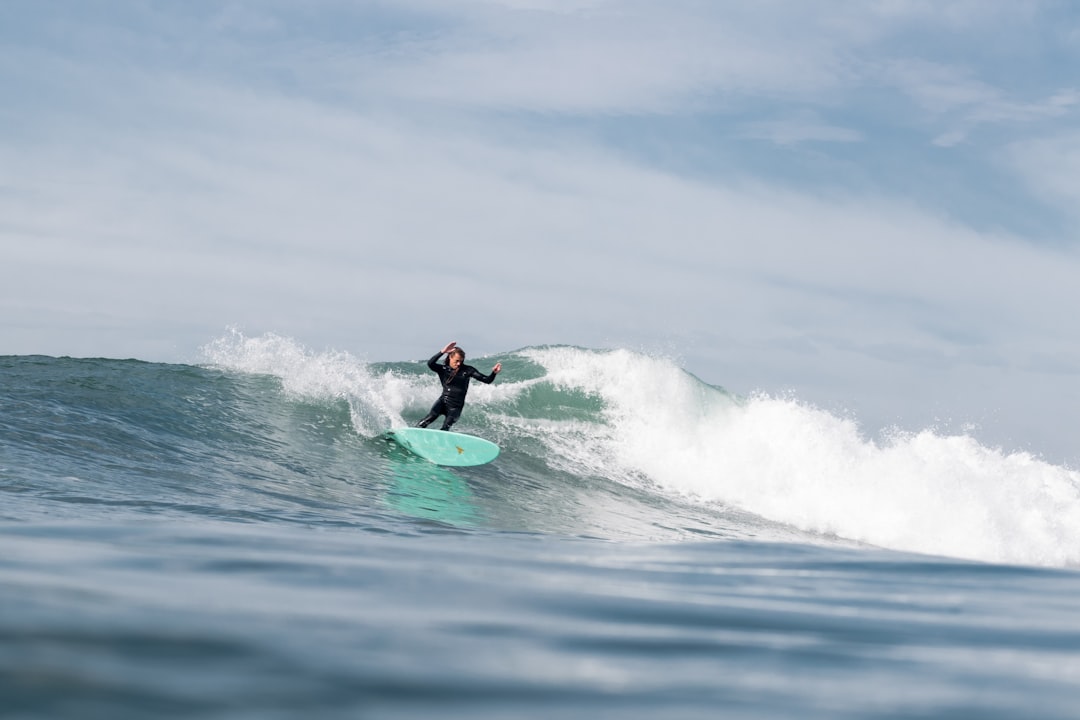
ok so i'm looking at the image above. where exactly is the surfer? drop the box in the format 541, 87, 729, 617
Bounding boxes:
416, 342, 502, 431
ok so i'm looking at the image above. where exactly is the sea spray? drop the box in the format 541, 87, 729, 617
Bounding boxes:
521, 346, 1080, 567
203, 329, 420, 436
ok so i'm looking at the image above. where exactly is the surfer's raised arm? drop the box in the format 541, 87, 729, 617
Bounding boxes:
428, 341, 460, 371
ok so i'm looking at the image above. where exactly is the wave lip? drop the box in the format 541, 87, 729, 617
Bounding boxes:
511, 346, 1080, 568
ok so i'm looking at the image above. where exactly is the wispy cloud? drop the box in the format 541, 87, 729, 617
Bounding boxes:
1008, 131, 1080, 214
884, 59, 1079, 147
739, 111, 863, 146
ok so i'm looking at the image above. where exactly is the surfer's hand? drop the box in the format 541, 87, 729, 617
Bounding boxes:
492, 362, 502, 374
441, 341, 457, 354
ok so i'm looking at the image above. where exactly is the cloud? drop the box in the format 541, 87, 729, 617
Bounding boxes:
211, 3, 285, 35
877, 56, 1080, 147
739, 111, 863, 146
886, 60, 1000, 117
1007, 131, 1080, 217
335, 4, 850, 114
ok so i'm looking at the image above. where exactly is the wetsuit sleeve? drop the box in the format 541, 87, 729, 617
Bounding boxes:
427, 352, 445, 372
468, 366, 498, 384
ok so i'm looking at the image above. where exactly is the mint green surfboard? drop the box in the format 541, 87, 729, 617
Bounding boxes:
387, 428, 500, 467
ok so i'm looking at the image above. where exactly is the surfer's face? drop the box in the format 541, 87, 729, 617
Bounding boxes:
448, 353, 463, 369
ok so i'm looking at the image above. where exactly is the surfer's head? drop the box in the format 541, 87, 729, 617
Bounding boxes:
447, 348, 465, 368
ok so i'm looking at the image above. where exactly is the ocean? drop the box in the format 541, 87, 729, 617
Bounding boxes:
3, 331, 1080, 719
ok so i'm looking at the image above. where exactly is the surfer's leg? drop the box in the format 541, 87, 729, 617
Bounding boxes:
440, 404, 463, 431
416, 399, 446, 428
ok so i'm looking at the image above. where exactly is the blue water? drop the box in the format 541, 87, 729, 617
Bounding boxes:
3, 333, 1080, 718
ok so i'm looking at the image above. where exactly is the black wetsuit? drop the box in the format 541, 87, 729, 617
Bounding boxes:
417, 352, 498, 430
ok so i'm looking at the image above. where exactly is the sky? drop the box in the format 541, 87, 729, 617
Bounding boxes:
2, 1, 1080, 464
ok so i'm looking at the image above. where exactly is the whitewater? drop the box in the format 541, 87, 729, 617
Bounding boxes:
203, 331, 1080, 568
4, 331, 1080, 719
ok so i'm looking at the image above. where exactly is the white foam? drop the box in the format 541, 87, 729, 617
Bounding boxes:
200, 329, 422, 436
525, 346, 1080, 568
200, 329, 523, 437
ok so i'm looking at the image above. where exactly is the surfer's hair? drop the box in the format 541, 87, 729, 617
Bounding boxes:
448, 348, 465, 361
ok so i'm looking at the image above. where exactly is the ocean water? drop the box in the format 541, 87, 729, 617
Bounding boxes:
3, 332, 1080, 719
